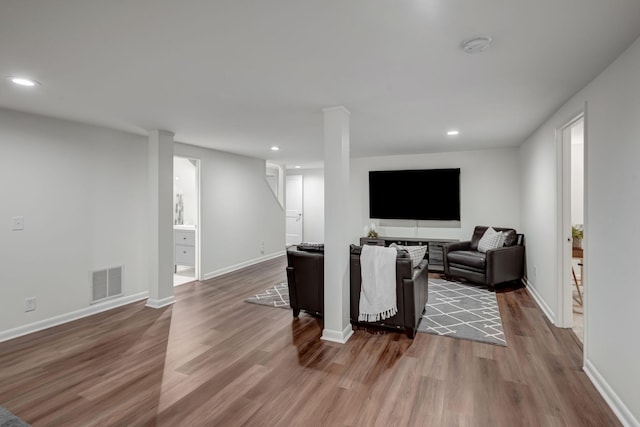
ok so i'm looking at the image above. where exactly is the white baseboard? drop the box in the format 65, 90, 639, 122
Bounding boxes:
202, 250, 286, 281
321, 324, 354, 344
584, 359, 639, 427
523, 277, 556, 325
0, 292, 149, 343
145, 296, 175, 309
524, 278, 637, 427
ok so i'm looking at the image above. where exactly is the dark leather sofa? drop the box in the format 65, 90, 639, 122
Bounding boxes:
286, 244, 325, 317
442, 226, 524, 291
350, 245, 429, 338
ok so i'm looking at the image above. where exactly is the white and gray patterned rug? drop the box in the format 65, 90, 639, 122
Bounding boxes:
245, 283, 290, 309
417, 279, 506, 346
0, 406, 30, 427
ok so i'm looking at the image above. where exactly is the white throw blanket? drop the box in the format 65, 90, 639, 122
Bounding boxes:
359, 245, 398, 322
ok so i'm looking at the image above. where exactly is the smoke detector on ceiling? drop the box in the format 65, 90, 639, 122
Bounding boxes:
462, 36, 492, 54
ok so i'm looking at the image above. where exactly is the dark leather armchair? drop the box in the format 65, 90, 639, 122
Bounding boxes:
443, 226, 524, 291
286, 244, 324, 317
350, 245, 429, 338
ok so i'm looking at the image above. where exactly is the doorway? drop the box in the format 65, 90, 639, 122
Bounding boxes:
557, 112, 585, 342
286, 174, 303, 245
569, 119, 585, 341
173, 156, 200, 286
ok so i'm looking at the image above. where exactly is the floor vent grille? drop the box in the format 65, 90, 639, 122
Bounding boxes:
91, 266, 123, 303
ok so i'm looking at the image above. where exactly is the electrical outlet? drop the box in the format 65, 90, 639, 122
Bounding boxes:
25, 297, 36, 312
533, 265, 537, 278
12, 216, 24, 231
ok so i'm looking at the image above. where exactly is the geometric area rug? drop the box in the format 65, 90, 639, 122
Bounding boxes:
0, 406, 30, 427
245, 280, 506, 346
245, 283, 290, 310
417, 279, 506, 346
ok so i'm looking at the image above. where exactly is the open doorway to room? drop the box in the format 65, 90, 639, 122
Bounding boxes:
173, 156, 200, 286
557, 113, 585, 343
569, 119, 585, 342
285, 167, 325, 246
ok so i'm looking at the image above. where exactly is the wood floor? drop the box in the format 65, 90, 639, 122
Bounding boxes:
0, 256, 620, 426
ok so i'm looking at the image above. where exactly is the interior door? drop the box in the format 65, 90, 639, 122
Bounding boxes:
286, 175, 303, 245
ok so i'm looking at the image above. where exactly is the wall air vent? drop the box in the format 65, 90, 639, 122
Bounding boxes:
91, 266, 123, 303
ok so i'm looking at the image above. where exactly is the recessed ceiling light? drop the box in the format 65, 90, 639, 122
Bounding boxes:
462, 36, 492, 54
175, 176, 180, 180
270, 146, 280, 151
447, 130, 460, 136
294, 165, 301, 169
9, 77, 40, 87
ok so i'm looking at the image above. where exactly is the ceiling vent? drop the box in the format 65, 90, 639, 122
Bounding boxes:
462, 36, 492, 54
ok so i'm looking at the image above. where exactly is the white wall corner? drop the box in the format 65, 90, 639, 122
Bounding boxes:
523, 278, 557, 325
322, 105, 351, 115
584, 359, 640, 427
145, 296, 175, 309
0, 292, 149, 343
321, 324, 354, 344
150, 129, 176, 138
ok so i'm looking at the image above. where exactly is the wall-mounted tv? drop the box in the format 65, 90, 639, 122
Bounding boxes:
369, 168, 460, 221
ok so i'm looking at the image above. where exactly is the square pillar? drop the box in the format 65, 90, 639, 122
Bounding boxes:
147, 130, 175, 308
322, 106, 353, 343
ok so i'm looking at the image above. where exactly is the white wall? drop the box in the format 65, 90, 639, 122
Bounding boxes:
173, 142, 285, 278
0, 108, 149, 334
286, 168, 325, 243
349, 148, 521, 243
0, 109, 286, 338
173, 157, 197, 225
520, 36, 640, 425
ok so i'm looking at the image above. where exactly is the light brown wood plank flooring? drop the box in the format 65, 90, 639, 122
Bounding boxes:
0, 256, 620, 426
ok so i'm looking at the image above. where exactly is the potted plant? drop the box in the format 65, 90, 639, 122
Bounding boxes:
367, 222, 379, 238
572, 225, 583, 249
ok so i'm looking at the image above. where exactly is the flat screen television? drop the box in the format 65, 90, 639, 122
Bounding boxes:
369, 168, 460, 221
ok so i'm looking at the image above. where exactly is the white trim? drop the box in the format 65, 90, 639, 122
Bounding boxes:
202, 250, 286, 281
584, 359, 639, 427
523, 277, 556, 325
321, 324, 354, 344
581, 103, 590, 361
145, 296, 175, 309
556, 124, 571, 327
0, 292, 149, 343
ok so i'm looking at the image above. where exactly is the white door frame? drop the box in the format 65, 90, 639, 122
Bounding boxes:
555, 108, 586, 329
174, 155, 202, 281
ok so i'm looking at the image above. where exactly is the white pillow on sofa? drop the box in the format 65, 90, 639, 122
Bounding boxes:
390, 243, 427, 268
477, 227, 503, 253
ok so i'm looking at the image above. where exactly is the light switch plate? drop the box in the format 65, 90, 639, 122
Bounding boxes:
12, 216, 24, 231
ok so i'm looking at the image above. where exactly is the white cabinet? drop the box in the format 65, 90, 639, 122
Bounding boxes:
175, 228, 195, 268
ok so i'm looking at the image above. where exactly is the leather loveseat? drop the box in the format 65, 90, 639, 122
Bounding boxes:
350, 245, 429, 338
442, 226, 524, 291
286, 244, 325, 317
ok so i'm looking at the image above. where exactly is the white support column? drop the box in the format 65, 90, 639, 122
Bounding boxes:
322, 106, 354, 344
147, 130, 175, 309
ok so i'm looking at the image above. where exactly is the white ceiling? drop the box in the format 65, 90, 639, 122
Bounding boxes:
1, 1, 640, 166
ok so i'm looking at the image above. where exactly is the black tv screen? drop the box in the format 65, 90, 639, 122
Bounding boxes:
369, 168, 460, 220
